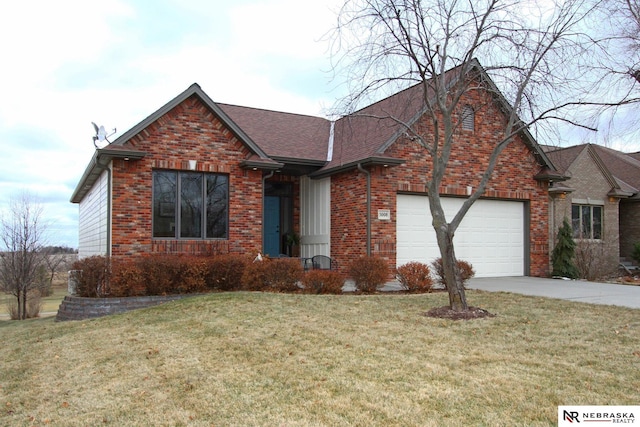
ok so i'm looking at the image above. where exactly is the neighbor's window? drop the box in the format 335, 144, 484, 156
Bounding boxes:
571, 204, 602, 239
153, 170, 229, 239
461, 105, 475, 131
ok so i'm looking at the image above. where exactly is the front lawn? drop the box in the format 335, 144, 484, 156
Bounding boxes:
0, 291, 637, 426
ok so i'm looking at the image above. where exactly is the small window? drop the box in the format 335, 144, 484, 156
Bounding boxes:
461, 105, 475, 131
153, 170, 229, 239
571, 204, 602, 240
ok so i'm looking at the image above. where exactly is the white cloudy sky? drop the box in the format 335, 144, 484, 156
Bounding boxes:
0, 0, 638, 249
0, 0, 344, 248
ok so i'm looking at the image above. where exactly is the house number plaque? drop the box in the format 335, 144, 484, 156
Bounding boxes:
378, 209, 391, 221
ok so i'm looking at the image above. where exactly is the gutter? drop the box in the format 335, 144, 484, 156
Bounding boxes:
357, 163, 371, 256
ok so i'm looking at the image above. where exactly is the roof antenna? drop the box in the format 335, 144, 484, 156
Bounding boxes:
92, 122, 117, 148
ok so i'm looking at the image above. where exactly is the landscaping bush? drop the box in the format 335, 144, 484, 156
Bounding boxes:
176, 256, 209, 294
431, 257, 475, 288
6, 290, 42, 319
395, 262, 433, 292
241, 257, 303, 292
301, 270, 344, 294
349, 256, 389, 293
551, 217, 579, 279
632, 242, 640, 265
71, 256, 111, 297
206, 254, 249, 291
136, 255, 184, 295
109, 259, 146, 297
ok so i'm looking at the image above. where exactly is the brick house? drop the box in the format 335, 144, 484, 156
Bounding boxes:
71, 62, 561, 278
545, 144, 640, 273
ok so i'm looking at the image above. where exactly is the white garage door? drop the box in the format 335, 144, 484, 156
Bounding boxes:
397, 195, 525, 277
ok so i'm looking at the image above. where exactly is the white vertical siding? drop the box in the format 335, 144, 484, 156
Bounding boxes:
78, 168, 109, 258
299, 176, 331, 258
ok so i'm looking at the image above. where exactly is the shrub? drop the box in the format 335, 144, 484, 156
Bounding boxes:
109, 259, 145, 297
301, 270, 344, 294
177, 256, 209, 294
431, 257, 475, 288
206, 254, 249, 291
551, 217, 579, 279
241, 258, 304, 292
267, 258, 304, 292
349, 256, 389, 293
395, 262, 433, 292
137, 255, 183, 295
6, 290, 42, 319
632, 242, 640, 265
241, 260, 269, 291
574, 240, 617, 281
71, 256, 111, 297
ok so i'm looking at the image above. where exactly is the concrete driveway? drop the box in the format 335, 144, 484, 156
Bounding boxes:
467, 276, 640, 309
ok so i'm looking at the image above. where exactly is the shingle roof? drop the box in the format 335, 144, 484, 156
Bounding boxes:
73, 60, 560, 202
546, 144, 640, 198
218, 104, 331, 162
591, 145, 640, 196
329, 83, 426, 169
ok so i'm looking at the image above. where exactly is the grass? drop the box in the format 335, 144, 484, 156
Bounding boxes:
0, 290, 638, 426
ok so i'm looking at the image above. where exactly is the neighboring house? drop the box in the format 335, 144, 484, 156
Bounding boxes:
545, 144, 640, 274
71, 61, 561, 278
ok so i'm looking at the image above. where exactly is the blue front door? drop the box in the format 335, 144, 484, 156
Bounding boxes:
264, 196, 281, 257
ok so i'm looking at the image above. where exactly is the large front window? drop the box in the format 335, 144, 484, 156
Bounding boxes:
153, 170, 228, 239
571, 204, 602, 240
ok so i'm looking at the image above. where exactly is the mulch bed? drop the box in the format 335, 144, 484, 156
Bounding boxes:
424, 306, 496, 320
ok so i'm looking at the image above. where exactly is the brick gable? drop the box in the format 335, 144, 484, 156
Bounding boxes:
329, 88, 551, 276
110, 95, 264, 257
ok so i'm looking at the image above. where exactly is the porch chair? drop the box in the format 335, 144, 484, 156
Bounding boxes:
311, 255, 336, 271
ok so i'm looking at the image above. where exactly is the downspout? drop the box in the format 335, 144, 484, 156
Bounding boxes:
357, 163, 371, 256
261, 170, 275, 253
94, 158, 112, 257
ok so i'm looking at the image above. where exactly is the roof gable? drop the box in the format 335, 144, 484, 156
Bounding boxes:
546, 143, 640, 198
320, 59, 556, 176
110, 83, 271, 160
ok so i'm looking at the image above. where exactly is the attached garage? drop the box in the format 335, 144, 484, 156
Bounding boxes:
396, 195, 527, 277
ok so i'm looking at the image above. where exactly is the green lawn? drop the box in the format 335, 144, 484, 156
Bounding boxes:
0, 290, 638, 426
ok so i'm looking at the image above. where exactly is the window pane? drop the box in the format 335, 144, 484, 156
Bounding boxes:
581, 206, 591, 239
206, 175, 228, 238
571, 205, 581, 238
180, 172, 203, 238
592, 206, 602, 239
153, 171, 177, 238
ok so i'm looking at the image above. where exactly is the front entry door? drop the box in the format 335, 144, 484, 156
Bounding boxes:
264, 196, 281, 257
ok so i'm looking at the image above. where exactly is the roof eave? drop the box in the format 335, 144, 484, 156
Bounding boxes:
534, 167, 568, 182
310, 156, 404, 179
239, 158, 285, 171
70, 148, 147, 203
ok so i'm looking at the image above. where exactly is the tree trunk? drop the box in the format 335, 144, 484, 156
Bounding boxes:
435, 225, 468, 312
22, 288, 27, 320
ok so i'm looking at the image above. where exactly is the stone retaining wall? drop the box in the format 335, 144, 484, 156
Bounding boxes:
55, 294, 193, 321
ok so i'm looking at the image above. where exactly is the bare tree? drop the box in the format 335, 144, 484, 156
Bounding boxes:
0, 193, 47, 320
331, 0, 628, 311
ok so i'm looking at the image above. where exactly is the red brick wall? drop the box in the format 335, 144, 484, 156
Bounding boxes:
330, 89, 550, 277
110, 95, 264, 258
